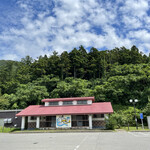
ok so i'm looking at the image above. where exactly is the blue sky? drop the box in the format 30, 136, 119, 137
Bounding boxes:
0, 0, 150, 60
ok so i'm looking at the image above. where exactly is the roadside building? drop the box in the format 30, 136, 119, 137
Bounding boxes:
0, 110, 22, 128
16, 97, 113, 130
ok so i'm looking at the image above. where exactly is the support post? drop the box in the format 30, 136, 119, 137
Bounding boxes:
89, 114, 92, 129
36, 116, 40, 129
133, 103, 138, 130
147, 116, 150, 129
21, 116, 25, 130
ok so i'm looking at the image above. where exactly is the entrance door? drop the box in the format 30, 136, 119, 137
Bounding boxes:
46, 116, 56, 127
72, 115, 89, 127
77, 116, 83, 126
51, 116, 56, 127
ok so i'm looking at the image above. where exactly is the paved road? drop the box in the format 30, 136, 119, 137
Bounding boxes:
0, 131, 150, 150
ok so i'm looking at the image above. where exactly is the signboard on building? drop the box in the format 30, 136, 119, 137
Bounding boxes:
56, 115, 71, 128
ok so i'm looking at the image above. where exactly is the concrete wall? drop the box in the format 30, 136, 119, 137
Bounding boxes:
147, 116, 150, 129
0, 119, 4, 126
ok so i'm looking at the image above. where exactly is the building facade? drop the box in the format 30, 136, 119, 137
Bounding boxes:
0, 110, 22, 127
16, 97, 113, 130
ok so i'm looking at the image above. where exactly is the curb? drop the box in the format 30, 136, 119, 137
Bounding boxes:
10, 130, 114, 134
129, 130, 150, 132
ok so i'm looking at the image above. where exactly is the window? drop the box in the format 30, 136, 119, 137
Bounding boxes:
77, 100, 87, 105
101, 114, 104, 118
72, 115, 89, 127
63, 101, 73, 105
93, 114, 104, 118
40, 116, 46, 120
30, 116, 36, 120
49, 101, 58, 106
45, 116, 56, 127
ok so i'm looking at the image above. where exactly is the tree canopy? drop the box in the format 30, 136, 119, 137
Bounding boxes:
0, 45, 150, 114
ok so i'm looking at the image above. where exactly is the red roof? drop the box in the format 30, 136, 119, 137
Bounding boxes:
16, 102, 113, 116
42, 97, 95, 102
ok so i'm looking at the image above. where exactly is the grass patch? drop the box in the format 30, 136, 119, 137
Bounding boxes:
0, 126, 16, 133
121, 126, 150, 131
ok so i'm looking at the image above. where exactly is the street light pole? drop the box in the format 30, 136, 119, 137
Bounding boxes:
129, 99, 138, 130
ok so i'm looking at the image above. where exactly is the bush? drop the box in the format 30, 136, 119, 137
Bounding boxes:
106, 115, 117, 130
106, 107, 141, 130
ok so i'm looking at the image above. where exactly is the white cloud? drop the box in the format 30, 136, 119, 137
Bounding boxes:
1, 54, 19, 60
122, 16, 142, 29
127, 29, 150, 54
119, 0, 150, 31
120, 0, 149, 18
128, 30, 150, 43
0, 0, 150, 60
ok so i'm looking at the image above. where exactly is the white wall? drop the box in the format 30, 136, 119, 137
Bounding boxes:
45, 102, 49, 106
59, 101, 63, 105
21, 116, 25, 130
0, 119, 4, 126
36, 116, 40, 128
73, 101, 77, 105
147, 116, 150, 129
87, 100, 92, 104
89, 114, 92, 129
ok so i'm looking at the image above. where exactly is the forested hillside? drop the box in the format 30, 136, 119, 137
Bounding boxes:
0, 45, 150, 116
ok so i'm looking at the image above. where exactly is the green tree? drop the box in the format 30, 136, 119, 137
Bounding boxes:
69, 48, 81, 78
143, 96, 150, 116
130, 45, 143, 64
78, 45, 88, 78
51, 77, 92, 98
0, 96, 10, 109
88, 47, 99, 78
59, 51, 71, 80
31, 55, 49, 79
47, 51, 60, 77
21, 55, 33, 65
4, 83, 49, 108
33, 75, 60, 94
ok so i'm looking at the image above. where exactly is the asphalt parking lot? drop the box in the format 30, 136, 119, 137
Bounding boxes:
0, 131, 150, 150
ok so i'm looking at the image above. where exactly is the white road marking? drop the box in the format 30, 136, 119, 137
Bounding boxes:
74, 134, 88, 150
128, 132, 139, 137
74, 145, 80, 150
128, 132, 150, 137
138, 132, 150, 136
